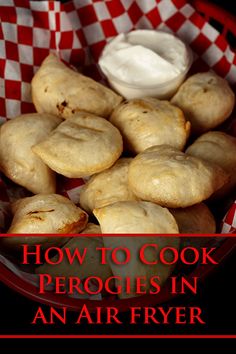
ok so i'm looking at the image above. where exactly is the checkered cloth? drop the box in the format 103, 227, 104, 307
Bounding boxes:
0, 0, 235, 233
222, 201, 236, 233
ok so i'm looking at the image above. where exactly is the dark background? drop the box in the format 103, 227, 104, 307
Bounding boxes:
1, 0, 236, 352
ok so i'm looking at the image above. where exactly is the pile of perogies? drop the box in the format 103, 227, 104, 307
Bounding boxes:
0, 53, 235, 298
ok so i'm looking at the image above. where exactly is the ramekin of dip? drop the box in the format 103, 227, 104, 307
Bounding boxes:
99, 30, 192, 99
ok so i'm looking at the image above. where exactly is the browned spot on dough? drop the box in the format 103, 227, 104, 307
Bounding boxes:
57, 100, 68, 113
27, 209, 55, 215
30, 215, 43, 221
58, 212, 88, 234
142, 208, 148, 216
61, 100, 68, 107
208, 78, 214, 84
135, 100, 152, 111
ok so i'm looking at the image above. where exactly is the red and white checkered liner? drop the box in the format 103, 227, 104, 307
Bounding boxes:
222, 201, 236, 233
0, 0, 235, 233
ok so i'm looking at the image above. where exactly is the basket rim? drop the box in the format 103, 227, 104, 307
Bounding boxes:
192, 0, 236, 38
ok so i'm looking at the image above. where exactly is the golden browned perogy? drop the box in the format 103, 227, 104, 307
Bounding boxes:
3, 194, 88, 249
170, 203, 216, 249
80, 158, 137, 213
186, 131, 236, 198
128, 145, 229, 208
32, 112, 123, 178
110, 97, 190, 153
169, 203, 216, 234
94, 200, 178, 234
94, 200, 179, 299
0, 113, 62, 194
32, 53, 123, 119
171, 72, 235, 134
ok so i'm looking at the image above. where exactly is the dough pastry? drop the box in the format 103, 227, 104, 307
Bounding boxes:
94, 200, 179, 234
81, 223, 101, 234
169, 203, 216, 234
170, 203, 215, 249
32, 53, 122, 118
186, 131, 236, 198
171, 72, 235, 134
110, 97, 190, 153
32, 112, 123, 178
94, 200, 179, 298
128, 145, 229, 208
36, 224, 112, 281
0, 113, 62, 194
3, 194, 88, 249
80, 158, 137, 213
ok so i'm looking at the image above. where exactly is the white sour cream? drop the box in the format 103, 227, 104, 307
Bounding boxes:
99, 30, 192, 99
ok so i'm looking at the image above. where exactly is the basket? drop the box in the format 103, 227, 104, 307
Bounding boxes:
0, 0, 236, 311
192, 0, 236, 46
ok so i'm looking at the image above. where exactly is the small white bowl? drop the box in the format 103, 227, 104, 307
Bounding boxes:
99, 30, 193, 100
